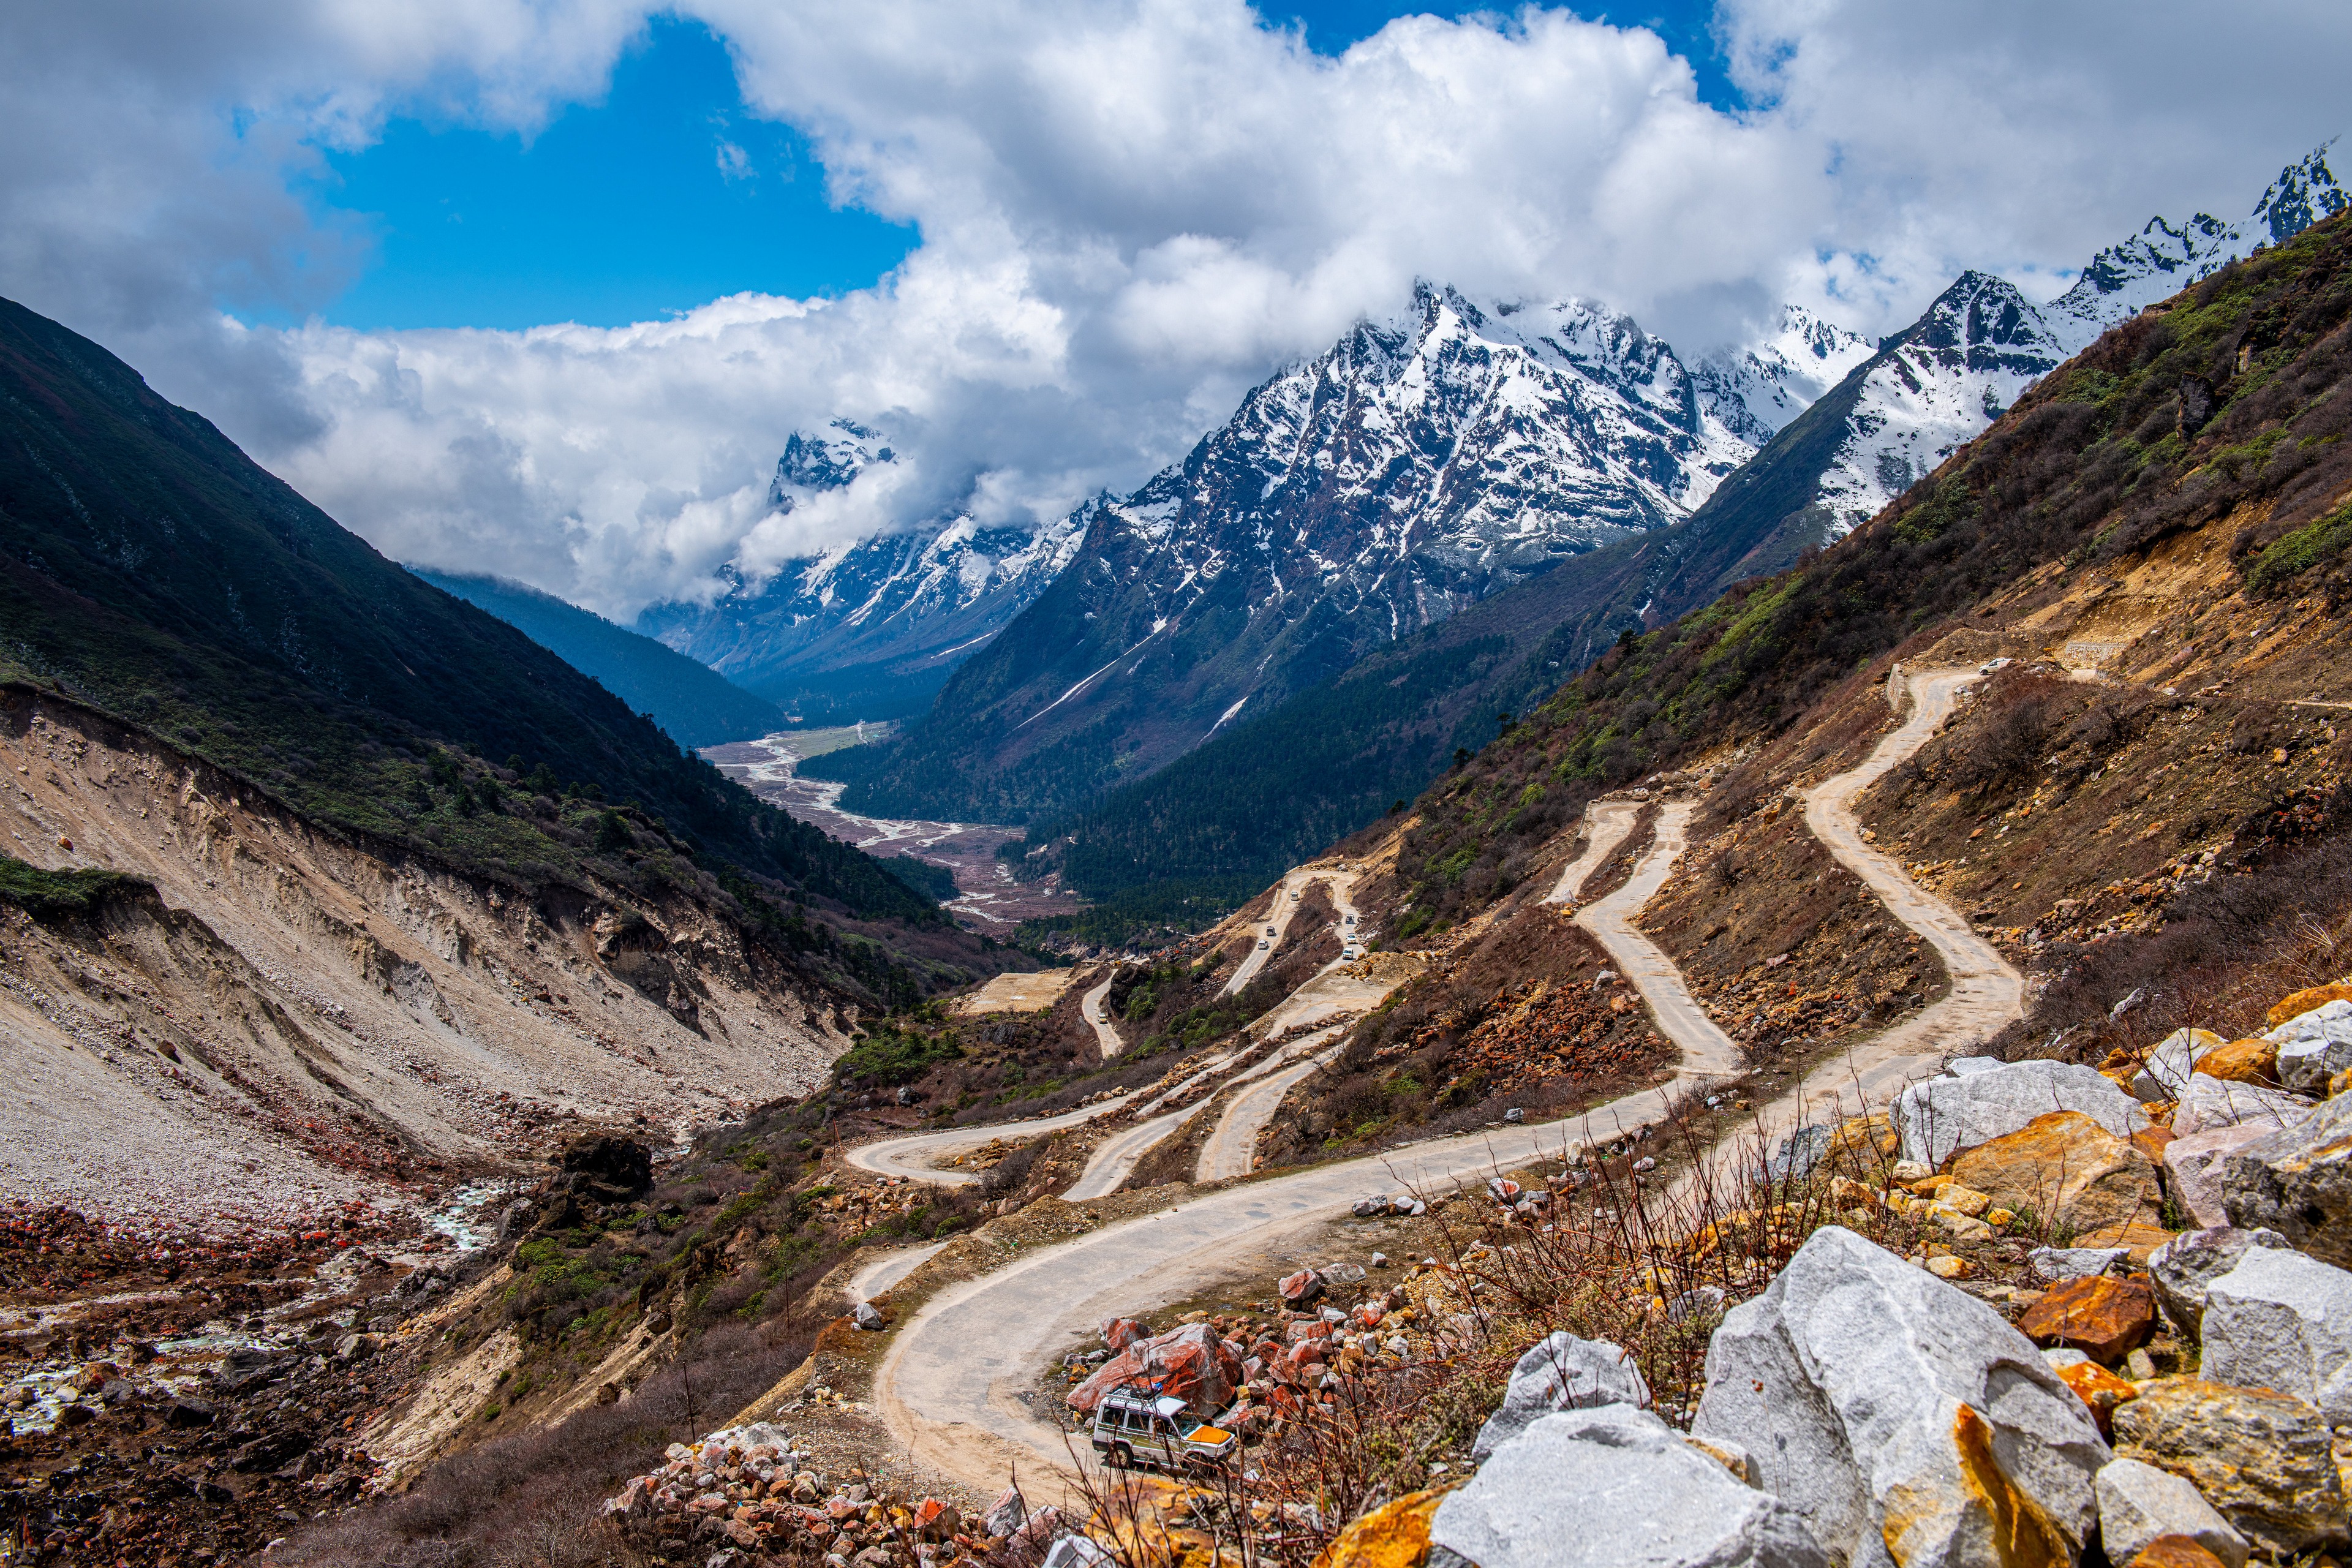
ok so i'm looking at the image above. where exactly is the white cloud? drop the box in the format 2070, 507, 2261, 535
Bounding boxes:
3, 0, 2345, 617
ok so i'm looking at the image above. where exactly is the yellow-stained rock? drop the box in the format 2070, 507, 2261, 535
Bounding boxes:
2192, 1037, 2280, 1086
2076, 1219, 2179, 1265
2266, 981, 2352, 1029
2049, 1357, 2139, 1436
1312, 1489, 1443, 1568
1926, 1255, 1972, 1280
1950, 1112, 2157, 1240
2113, 1378, 2346, 1556
1935, 1183, 1992, 1218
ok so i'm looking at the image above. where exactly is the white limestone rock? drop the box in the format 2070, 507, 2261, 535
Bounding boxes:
2222, 1091, 2352, 1269
2268, 998, 2352, 1092
1893, 1059, 2148, 1166
2174, 1072, 2315, 1136
2163, 1125, 2275, 1230
1431, 1406, 1830, 1568
1471, 1331, 1651, 1460
1691, 1227, 2107, 1568
2202, 1245, 2352, 1423
2148, 1227, 2293, 1338
2095, 1457, 2248, 1568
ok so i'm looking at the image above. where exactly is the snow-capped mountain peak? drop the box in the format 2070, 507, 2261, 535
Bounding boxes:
1695, 304, 1877, 444
767, 419, 894, 508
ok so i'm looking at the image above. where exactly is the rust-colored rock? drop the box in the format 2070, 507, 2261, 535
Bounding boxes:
2049, 1357, 2139, 1436
2266, 981, 2352, 1028
1949, 1111, 2158, 1238
1313, 1488, 1442, 1568
2132, 1126, 2178, 1164
2129, 1537, 2231, 1568
2193, 1037, 2279, 1086
2017, 1275, 2157, 1365
1279, 1268, 1324, 1304
2076, 1219, 2180, 1265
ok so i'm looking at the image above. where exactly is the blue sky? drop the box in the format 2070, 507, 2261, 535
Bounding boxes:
314, 4, 1730, 330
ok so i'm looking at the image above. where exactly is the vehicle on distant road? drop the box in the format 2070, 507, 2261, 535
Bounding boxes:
1090, 1387, 1235, 1472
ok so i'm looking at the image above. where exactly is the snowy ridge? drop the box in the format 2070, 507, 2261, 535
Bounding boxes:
1810, 142, 2345, 538
641, 420, 1086, 702
1695, 306, 1876, 443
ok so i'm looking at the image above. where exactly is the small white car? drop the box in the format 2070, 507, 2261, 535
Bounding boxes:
1090, 1387, 1236, 1472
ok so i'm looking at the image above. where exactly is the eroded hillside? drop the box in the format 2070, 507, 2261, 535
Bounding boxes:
1, 689, 859, 1234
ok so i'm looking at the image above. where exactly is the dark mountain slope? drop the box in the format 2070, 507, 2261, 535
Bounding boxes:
0, 296, 929, 927
1395, 210, 2352, 924
412, 568, 785, 748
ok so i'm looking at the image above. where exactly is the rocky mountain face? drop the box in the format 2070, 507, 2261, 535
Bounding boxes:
810, 287, 1803, 823
640, 423, 1086, 722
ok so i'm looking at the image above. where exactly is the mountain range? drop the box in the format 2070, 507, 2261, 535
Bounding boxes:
801, 145, 2343, 865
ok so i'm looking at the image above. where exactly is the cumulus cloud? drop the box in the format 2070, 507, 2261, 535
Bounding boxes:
2, 0, 2345, 616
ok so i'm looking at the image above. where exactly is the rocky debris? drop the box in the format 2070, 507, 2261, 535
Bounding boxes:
2018, 1275, 2158, 1366
1691, 1226, 2105, 1567
2111, 1378, 2346, 1556
1893, 1059, 2147, 1166
1948, 1111, 2157, 1237
1278, 1268, 1324, 1305
2268, 997, 2352, 1091
1432, 1406, 1830, 1568
2199, 1245, 2352, 1423
604, 1423, 973, 1564
1470, 1332, 1650, 1461
2095, 1457, 2249, 1568
2220, 1091, 2352, 1267
2173, 1072, 2315, 1135
2162, 1126, 2274, 1229
2028, 1246, 2128, 1281
853, 1302, 886, 1330
1065, 1322, 1242, 1418
2268, 982, 2352, 1028
1099, 1317, 1147, 1352
557, 1133, 654, 1200
2147, 1227, 2291, 1338
1765, 1125, 1830, 1181
982, 1487, 1026, 1539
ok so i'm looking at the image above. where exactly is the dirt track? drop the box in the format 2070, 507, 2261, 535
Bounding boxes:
1080, 977, 1124, 1058
867, 668, 2025, 1498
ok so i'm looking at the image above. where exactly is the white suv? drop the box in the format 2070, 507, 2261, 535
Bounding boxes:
1088, 1387, 1236, 1472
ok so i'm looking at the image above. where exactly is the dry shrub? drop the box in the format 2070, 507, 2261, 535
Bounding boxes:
279, 1321, 810, 1568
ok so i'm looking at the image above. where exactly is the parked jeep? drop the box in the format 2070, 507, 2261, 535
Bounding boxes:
1088, 1387, 1236, 1472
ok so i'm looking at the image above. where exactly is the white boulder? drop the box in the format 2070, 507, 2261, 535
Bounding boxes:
2267, 997, 2352, 1092
2131, 1028, 2218, 1102
1431, 1406, 1830, 1568
2221, 1091, 2352, 1268
2174, 1072, 2315, 1135
2147, 1227, 2292, 1338
2163, 1125, 2275, 1229
2094, 1457, 2248, 1568
1471, 1332, 1651, 1460
2202, 1245, 2352, 1424
1893, 1059, 2148, 1166
1691, 1227, 2107, 1568
2028, 1246, 2127, 1283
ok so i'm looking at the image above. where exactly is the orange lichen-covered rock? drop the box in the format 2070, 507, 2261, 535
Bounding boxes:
1312, 1489, 1443, 1568
2193, 1037, 2279, 1086
2266, 981, 2352, 1028
2048, 1357, 2139, 1436
2018, 1276, 2157, 1365
1949, 1111, 2158, 1238
2128, 1537, 2230, 1568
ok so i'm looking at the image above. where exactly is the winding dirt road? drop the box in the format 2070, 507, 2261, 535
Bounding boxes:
1221, 867, 1359, 997
1194, 1028, 1349, 1182
845, 1093, 1144, 1187
865, 668, 2024, 1498
1553, 799, 1743, 1082
1768, 668, 2027, 1126
1080, 977, 1123, 1059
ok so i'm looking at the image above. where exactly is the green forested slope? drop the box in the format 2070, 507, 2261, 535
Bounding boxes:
413, 568, 784, 748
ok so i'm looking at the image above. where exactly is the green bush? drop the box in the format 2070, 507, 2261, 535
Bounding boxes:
0, 854, 145, 918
